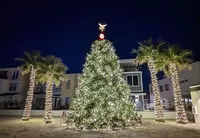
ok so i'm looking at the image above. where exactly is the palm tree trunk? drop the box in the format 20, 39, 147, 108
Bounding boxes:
44, 76, 53, 123
169, 63, 188, 124
148, 58, 165, 122
22, 65, 36, 121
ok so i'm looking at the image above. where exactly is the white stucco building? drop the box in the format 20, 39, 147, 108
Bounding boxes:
149, 61, 200, 108
0, 68, 29, 109
0, 59, 145, 110
120, 59, 145, 110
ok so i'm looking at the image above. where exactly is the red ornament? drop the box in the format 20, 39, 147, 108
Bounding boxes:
99, 32, 105, 40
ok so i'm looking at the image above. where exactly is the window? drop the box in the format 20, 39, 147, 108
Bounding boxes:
66, 80, 71, 89
133, 75, 139, 86
65, 97, 70, 104
0, 71, 7, 79
8, 83, 17, 91
165, 84, 170, 91
159, 86, 164, 92
127, 76, 133, 86
12, 71, 19, 80
53, 84, 61, 92
126, 75, 139, 86
65, 97, 70, 109
36, 84, 43, 92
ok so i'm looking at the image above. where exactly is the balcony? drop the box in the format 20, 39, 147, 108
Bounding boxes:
53, 90, 61, 96
119, 59, 139, 72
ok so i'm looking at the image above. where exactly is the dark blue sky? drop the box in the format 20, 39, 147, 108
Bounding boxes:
0, 0, 199, 92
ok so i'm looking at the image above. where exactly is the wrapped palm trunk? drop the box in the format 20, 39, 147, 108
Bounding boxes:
148, 59, 165, 122
44, 76, 53, 123
169, 63, 188, 124
22, 65, 36, 121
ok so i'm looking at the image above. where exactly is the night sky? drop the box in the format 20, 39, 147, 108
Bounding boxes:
0, 0, 199, 92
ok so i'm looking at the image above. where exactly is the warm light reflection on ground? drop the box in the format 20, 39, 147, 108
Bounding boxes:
0, 116, 200, 138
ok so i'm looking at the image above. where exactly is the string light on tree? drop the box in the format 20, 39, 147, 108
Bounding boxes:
148, 58, 165, 122
133, 38, 165, 122
68, 23, 141, 130
16, 51, 41, 121
44, 76, 53, 123
22, 65, 36, 121
36, 55, 67, 124
169, 63, 188, 124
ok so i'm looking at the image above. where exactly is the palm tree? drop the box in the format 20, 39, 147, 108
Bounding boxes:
36, 55, 68, 123
156, 45, 192, 124
133, 38, 165, 122
15, 51, 41, 121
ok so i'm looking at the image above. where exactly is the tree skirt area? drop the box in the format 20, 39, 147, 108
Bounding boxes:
0, 116, 200, 138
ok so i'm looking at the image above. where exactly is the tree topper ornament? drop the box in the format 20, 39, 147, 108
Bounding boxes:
98, 23, 107, 32
98, 23, 107, 40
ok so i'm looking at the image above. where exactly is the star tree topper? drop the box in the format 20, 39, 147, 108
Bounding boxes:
98, 23, 107, 40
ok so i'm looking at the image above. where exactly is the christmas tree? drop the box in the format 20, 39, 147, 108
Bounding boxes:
69, 23, 141, 130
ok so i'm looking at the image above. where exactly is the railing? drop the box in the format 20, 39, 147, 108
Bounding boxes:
143, 99, 173, 111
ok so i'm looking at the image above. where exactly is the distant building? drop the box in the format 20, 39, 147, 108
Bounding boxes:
120, 59, 145, 110
0, 67, 80, 110
32, 74, 80, 110
149, 61, 200, 108
0, 68, 29, 109
0, 59, 145, 110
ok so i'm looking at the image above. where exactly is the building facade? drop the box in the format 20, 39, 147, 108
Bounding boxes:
120, 59, 145, 110
0, 59, 145, 110
149, 61, 200, 109
0, 67, 80, 110
0, 68, 29, 109
32, 74, 80, 110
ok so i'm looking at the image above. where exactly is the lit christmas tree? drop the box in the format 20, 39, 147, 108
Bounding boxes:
69, 23, 141, 130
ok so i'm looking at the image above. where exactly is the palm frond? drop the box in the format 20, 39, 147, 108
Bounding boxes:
133, 38, 164, 66
15, 57, 26, 62
15, 51, 41, 75
54, 80, 61, 87
36, 55, 68, 84
157, 40, 166, 49
159, 44, 192, 73
132, 49, 138, 54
